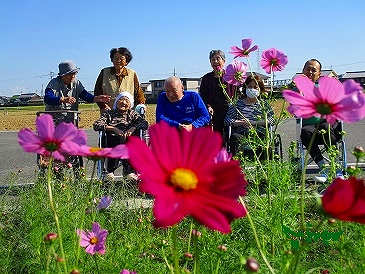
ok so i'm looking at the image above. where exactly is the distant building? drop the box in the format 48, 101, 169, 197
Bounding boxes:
17, 93, 42, 103
140, 82, 152, 97
10, 93, 43, 106
292, 69, 338, 80
147, 77, 200, 98
0, 96, 9, 105
339, 71, 365, 88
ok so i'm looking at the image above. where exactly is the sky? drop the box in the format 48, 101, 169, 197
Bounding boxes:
0, 0, 364, 97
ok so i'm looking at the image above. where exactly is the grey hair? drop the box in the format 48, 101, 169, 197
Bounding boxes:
209, 50, 225, 61
164, 75, 182, 89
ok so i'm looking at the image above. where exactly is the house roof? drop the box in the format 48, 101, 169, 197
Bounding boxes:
320, 69, 338, 77
341, 71, 365, 79
247, 72, 270, 80
292, 69, 338, 79
150, 77, 201, 82
18, 93, 39, 99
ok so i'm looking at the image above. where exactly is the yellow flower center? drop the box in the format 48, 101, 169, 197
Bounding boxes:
89, 147, 102, 153
170, 168, 198, 191
90, 237, 98, 245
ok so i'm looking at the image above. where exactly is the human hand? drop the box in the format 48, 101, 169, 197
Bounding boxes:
113, 127, 124, 136
125, 127, 136, 137
241, 119, 253, 128
179, 124, 193, 132
95, 95, 111, 104
61, 96, 76, 104
207, 106, 214, 115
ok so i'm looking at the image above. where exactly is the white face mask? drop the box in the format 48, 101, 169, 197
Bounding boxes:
246, 88, 260, 98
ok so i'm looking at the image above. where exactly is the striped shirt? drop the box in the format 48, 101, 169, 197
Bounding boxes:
224, 99, 275, 134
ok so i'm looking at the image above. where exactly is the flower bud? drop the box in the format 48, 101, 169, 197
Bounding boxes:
184, 252, 193, 260
328, 218, 336, 225
217, 244, 227, 252
44, 232, 58, 242
56, 256, 65, 262
245, 257, 260, 272
192, 229, 202, 237
353, 146, 365, 160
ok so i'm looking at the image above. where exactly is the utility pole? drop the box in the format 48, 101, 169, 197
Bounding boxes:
256, 48, 261, 73
173, 68, 176, 76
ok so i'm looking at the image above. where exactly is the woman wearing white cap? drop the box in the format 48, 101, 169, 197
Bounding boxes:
93, 92, 148, 181
44, 60, 111, 123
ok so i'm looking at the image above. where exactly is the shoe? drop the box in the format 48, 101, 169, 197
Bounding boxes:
336, 171, 345, 180
103, 172, 115, 182
126, 172, 139, 181
313, 173, 327, 183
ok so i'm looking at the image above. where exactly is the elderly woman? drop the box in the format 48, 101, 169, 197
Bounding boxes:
94, 47, 146, 113
199, 50, 235, 139
93, 92, 148, 181
224, 74, 275, 156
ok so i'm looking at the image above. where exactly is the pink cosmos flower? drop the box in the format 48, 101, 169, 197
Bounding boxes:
214, 148, 232, 163
282, 76, 365, 124
260, 48, 288, 74
120, 270, 137, 274
18, 114, 87, 162
223, 60, 248, 86
77, 222, 108, 255
96, 196, 112, 210
77, 144, 129, 161
126, 121, 247, 234
229, 38, 258, 58
215, 65, 224, 77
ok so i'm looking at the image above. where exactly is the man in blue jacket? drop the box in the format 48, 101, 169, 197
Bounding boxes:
156, 76, 210, 131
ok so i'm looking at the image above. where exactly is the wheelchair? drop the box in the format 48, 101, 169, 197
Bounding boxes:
292, 118, 347, 174
96, 105, 149, 180
224, 123, 283, 162
36, 110, 84, 175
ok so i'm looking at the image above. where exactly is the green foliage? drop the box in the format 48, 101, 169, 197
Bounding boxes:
1, 157, 365, 273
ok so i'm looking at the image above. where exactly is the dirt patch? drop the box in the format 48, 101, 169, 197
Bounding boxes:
0, 105, 157, 131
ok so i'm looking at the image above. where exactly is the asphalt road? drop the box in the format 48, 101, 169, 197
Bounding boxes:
1, 118, 365, 186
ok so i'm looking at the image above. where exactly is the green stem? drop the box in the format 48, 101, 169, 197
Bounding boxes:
299, 122, 321, 230
239, 197, 275, 273
93, 254, 100, 274
172, 225, 180, 274
193, 228, 200, 274
75, 160, 97, 267
46, 157, 68, 273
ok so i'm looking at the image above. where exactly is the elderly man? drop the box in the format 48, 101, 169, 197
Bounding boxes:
156, 76, 210, 131
298, 59, 343, 182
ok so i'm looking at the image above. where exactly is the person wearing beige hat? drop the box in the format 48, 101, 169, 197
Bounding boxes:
44, 60, 111, 123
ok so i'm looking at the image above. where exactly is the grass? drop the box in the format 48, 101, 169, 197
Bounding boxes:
1, 99, 365, 273
1, 159, 365, 273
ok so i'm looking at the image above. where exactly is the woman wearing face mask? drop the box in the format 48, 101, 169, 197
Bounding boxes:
224, 74, 275, 156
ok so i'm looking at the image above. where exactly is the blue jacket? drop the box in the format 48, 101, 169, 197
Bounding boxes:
156, 91, 210, 129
